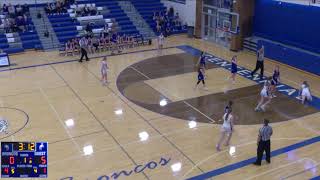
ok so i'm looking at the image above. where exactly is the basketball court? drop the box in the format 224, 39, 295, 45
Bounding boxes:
0, 35, 319, 179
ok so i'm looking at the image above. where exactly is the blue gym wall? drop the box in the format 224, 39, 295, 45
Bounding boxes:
253, 0, 320, 54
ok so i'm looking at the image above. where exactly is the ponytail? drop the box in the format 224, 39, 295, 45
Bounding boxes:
225, 108, 231, 121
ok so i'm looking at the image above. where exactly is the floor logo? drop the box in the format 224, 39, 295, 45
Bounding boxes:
0, 118, 9, 134
60, 157, 171, 180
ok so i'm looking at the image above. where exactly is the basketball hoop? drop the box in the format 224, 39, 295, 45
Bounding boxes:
216, 27, 230, 38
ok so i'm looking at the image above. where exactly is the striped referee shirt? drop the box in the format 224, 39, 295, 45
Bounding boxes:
259, 125, 273, 141
257, 51, 264, 62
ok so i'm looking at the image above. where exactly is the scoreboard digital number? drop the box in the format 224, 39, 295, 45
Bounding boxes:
1, 142, 48, 178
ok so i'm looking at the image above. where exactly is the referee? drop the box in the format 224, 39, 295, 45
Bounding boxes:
253, 119, 273, 166
79, 36, 89, 62
251, 46, 265, 80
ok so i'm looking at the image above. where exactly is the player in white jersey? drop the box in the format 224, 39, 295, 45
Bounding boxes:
216, 108, 234, 151
255, 77, 272, 112
297, 81, 312, 104
100, 56, 108, 85
157, 33, 164, 55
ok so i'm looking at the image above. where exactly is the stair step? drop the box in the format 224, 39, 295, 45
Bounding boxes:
29, 7, 61, 49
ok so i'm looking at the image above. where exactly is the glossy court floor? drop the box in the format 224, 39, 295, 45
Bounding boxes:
0, 35, 319, 180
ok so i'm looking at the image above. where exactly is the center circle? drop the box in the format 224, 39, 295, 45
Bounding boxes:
117, 53, 318, 125
0, 107, 29, 140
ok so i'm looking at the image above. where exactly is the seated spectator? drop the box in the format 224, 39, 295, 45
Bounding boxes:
83, 5, 90, 16
72, 38, 80, 52
89, 6, 97, 16
8, 4, 16, 18
16, 16, 26, 32
165, 23, 172, 36
10, 18, 18, 32
49, 3, 55, 14
15, 4, 23, 17
174, 13, 181, 26
104, 23, 109, 31
55, 1, 62, 14
156, 20, 161, 33
23, 4, 29, 15
44, 3, 51, 14
86, 23, 92, 32
65, 40, 74, 56
91, 36, 99, 52
3, 4, 9, 14
75, 6, 82, 16
0, 19, 4, 30
102, 24, 110, 37
168, 7, 174, 18
3, 18, 10, 33
153, 12, 158, 21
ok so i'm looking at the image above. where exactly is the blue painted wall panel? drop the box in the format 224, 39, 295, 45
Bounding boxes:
258, 40, 320, 76
253, 0, 320, 54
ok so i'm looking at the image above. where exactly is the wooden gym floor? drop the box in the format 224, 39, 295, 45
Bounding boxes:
0, 35, 319, 180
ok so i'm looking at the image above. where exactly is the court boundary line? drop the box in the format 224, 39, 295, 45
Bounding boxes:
82, 63, 206, 174
178, 45, 320, 179
49, 65, 151, 180
0, 107, 29, 140
246, 158, 317, 180
130, 66, 215, 124
310, 175, 320, 180
177, 45, 320, 110
0, 46, 177, 73
281, 162, 320, 180
186, 135, 320, 180
39, 87, 82, 153
244, 50, 320, 79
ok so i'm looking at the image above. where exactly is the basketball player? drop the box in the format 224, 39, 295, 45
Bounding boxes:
197, 52, 207, 68
157, 33, 164, 55
225, 100, 233, 113
251, 46, 265, 80
100, 56, 108, 85
197, 52, 208, 78
194, 67, 207, 90
216, 107, 234, 151
230, 55, 238, 83
255, 77, 272, 112
297, 81, 312, 104
270, 66, 280, 97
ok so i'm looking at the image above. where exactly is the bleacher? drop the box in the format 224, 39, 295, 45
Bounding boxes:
0, 20, 41, 54
0, 34, 9, 50
131, 0, 166, 32
131, 0, 187, 35
78, 0, 140, 35
19, 31, 42, 50
48, 13, 79, 43
0, 0, 187, 54
18, 17, 42, 50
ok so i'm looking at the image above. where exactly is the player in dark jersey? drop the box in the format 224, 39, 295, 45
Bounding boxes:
270, 66, 280, 98
197, 52, 207, 78
194, 67, 208, 90
229, 55, 238, 84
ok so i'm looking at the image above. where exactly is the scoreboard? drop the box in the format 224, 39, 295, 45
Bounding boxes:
1, 142, 48, 178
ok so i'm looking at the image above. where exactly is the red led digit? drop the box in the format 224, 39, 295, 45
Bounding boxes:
9, 156, 14, 164
4, 167, 9, 174
41, 156, 47, 165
